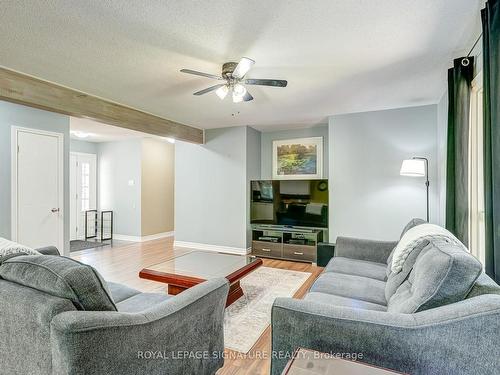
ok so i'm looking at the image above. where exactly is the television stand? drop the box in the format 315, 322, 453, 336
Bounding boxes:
251, 225, 325, 263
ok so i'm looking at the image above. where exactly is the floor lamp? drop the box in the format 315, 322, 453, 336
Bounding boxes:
400, 157, 429, 222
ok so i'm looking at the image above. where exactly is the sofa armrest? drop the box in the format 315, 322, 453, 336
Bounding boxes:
50, 278, 229, 375
271, 295, 500, 375
334, 237, 397, 264
36, 246, 60, 256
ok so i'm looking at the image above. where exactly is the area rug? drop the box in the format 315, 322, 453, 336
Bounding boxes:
224, 266, 311, 353
70, 240, 107, 252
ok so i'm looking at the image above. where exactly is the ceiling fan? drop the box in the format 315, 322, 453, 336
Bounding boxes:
180, 57, 287, 103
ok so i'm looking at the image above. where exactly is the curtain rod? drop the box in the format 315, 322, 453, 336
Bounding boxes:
467, 32, 483, 57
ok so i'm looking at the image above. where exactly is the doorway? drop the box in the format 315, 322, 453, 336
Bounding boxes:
69, 152, 97, 240
11, 127, 64, 250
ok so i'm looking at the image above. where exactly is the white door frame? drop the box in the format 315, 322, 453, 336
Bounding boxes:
70, 151, 97, 240
11, 126, 65, 250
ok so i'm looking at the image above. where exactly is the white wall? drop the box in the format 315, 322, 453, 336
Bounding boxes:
174, 126, 254, 252
98, 139, 142, 237
329, 105, 438, 242
74, 137, 175, 239
0, 101, 71, 254
70, 139, 99, 154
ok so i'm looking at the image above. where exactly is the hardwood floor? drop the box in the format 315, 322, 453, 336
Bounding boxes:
72, 237, 191, 293
71, 237, 323, 375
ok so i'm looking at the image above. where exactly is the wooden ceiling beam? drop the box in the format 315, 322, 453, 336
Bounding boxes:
0, 67, 204, 144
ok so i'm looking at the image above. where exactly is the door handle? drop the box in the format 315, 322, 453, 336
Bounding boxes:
261, 248, 271, 252
51, 208, 60, 213
293, 252, 304, 255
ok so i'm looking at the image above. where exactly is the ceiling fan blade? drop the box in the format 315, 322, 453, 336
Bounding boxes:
243, 91, 254, 102
180, 69, 223, 80
232, 57, 255, 79
193, 84, 226, 96
245, 79, 287, 87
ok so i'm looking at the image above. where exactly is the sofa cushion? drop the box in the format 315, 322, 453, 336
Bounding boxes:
399, 218, 428, 240
387, 238, 482, 313
386, 218, 427, 267
304, 292, 387, 311
391, 224, 467, 274
35, 246, 61, 256
0, 255, 117, 311
310, 272, 386, 306
0, 237, 40, 263
107, 281, 141, 303
116, 292, 171, 313
385, 239, 430, 302
466, 273, 500, 298
324, 257, 387, 281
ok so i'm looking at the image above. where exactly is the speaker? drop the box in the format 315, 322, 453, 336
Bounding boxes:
317, 242, 335, 267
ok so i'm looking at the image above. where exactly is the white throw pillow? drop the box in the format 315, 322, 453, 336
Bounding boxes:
0, 237, 40, 260
391, 224, 468, 274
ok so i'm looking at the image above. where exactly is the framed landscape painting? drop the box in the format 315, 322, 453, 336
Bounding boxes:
272, 137, 323, 179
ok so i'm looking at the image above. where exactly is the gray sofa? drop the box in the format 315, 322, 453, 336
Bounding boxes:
271, 219, 500, 375
0, 246, 229, 375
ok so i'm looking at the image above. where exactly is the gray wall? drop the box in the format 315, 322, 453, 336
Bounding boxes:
98, 139, 142, 237
246, 127, 262, 247
70, 139, 99, 154
436, 92, 448, 226
260, 125, 329, 179
329, 105, 438, 242
175, 126, 249, 250
0, 101, 71, 253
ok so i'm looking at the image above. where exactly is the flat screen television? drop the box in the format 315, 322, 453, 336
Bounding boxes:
250, 179, 328, 228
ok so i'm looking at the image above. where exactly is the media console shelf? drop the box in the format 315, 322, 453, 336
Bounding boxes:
251, 226, 324, 264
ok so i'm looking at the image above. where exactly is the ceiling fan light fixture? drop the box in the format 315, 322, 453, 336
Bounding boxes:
232, 91, 244, 103
181, 57, 286, 103
215, 85, 229, 100
233, 83, 247, 97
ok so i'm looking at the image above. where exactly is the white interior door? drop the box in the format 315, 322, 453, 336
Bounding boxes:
70, 152, 97, 240
12, 128, 63, 250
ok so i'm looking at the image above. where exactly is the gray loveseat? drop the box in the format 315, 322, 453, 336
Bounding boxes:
0, 247, 229, 375
271, 219, 500, 374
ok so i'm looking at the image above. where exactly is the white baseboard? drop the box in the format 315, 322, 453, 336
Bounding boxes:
112, 234, 139, 242
174, 240, 251, 255
114, 231, 174, 243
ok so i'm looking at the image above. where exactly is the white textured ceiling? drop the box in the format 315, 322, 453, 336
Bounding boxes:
0, 0, 482, 130
70, 118, 147, 142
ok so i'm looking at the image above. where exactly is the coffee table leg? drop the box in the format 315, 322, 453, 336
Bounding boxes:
167, 281, 244, 307
226, 281, 244, 307
168, 284, 188, 295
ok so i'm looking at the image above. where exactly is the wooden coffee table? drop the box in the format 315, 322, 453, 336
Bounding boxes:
139, 251, 263, 307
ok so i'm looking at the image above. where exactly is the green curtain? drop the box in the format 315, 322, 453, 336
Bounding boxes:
482, 0, 500, 283
445, 57, 474, 246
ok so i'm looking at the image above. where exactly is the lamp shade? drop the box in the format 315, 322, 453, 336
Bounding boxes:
400, 159, 426, 177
